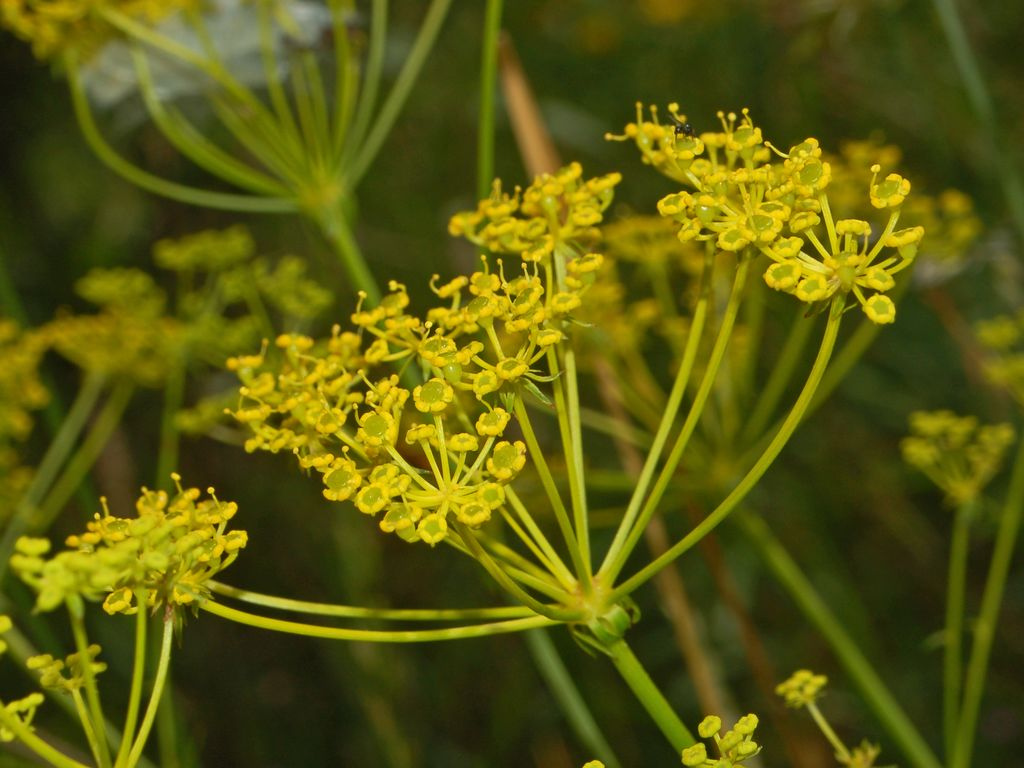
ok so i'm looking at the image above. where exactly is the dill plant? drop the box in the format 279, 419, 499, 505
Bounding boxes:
0, 2, 1021, 767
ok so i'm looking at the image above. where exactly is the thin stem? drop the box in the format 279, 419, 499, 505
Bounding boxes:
476, 0, 503, 200
604, 634, 695, 751
66, 55, 296, 213
114, 590, 149, 768
68, 600, 113, 768
201, 598, 558, 639
313, 205, 382, 302
598, 248, 714, 575
739, 512, 942, 768
806, 702, 851, 762
603, 257, 749, 584
943, 500, 973, 762
513, 398, 586, 580
208, 580, 533, 620
505, 486, 578, 588
0, 707, 91, 768
524, 630, 622, 768
930, 0, 1024, 247
610, 297, 844, 601
344, 0, 387, 165
951, 434, 1024, 768
456, 523, 583, 621
35, 380, 135, 530
739, 304, 814, 446
346, 0, 453, 188
130, 45, 290, 197
548, 251, 592, 585
125, 613, 175, 768
0, 374, 105, 577
155, 362, 185, 491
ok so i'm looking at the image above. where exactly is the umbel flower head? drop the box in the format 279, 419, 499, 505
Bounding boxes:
681, 713, 762, 767
10, 475, 246, 616
0, 0, 198, 61
449, 161, 621, 263
609, 104, 923, 324
901, 410, 1015, 505
231, 166, 614, 546
976, 311, 1024, 407
776, 668, 828, 708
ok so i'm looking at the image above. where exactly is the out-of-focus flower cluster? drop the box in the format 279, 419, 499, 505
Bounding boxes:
609, 104, 925, 324
231, 166, 614, 546
0, 321, 48, 518
828, 139, 981, 286
681, 714, 761, 767
449, 161, 620, 264
776, 668, 828, 708
0, 0, 197, 61
976, 311, 1024, 408
10, 475, 246, 615
0, 615, 46, 743
901, 410, 1015, 505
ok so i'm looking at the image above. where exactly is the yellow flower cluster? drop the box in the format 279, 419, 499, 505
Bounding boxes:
609, 105, 924, 324
449, 161, 621, 264
0, 620, 44, 742
27, 645, 106, 694
1, 0, 196, 61
776, 668, 828, 708
231, 166, 614, 546
901, 410, 1015, 505
40, 267, 181, 387
681, 714, 762, 767
976, 311, 1024, 407
10, 475, 247, 614
0, 321, 48, 518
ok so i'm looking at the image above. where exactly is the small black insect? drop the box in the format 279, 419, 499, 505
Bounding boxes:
670, 114, 695, 139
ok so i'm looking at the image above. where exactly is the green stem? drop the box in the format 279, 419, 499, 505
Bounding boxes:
201, 598, 558, 639
739, 304, 814, 446
312, 205, 381, 302
344, 0, 387, 166
0, 707, 91, 768
738, 512, 942, 768
130, 45, 290, 197
524, 629, 622, 768
604, 634, 695, 751
457, 523, 583, 621
930, 0, 1024, 248
610, 297, 844, 601
65, 55, 296, 213
155, 362, 185, 491
114, 590, 149, 768
603, 257, 749, 585
950, 434, 1024, 768
513, 398, 586, 580
476, 0, 503, 200
68, 599, 113, 768
346, 0, 453, 188
944, 500, 973, 762
0, 374, 106, 578
125, 613, 175, 768
806, 701, 851, 762
598, 248, 714, 576
35, 380, 135, 530
208, 580, 533, 620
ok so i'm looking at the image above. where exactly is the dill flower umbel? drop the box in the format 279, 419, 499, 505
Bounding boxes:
10, 475, 247, 616
609, 105, 923, 324
232, 165, 614, 547
901, 410, 1015, 505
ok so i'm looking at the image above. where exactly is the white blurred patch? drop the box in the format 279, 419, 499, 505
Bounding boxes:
80, 0, 339, 109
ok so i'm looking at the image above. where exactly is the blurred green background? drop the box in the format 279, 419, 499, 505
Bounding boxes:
1, 0, 1022, 765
